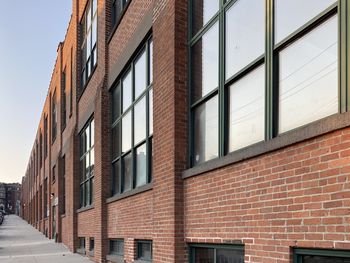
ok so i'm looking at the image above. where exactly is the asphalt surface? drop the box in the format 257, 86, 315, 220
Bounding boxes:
0, 215, 92, 263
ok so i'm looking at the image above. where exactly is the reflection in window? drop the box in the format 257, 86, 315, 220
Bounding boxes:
225, 0, 264, 79
194, 95, 218, 165
279, 15, 338, 133
275, 0, 336, 43
111, 38, 153, 195
229, 65, 265, 151
191, 23, 219, 102
190, 245, 244, 263
137, 241, 152, 261
81, 0, 97, 87
112, 0, 128, 27
79, 118, 94, 207
192, 0, 219, 36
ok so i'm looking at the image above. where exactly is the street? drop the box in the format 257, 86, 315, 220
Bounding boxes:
0, 215, 92, 263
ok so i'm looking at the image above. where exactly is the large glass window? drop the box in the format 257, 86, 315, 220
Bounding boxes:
112, 0, 129, 28
111, 37, 153, 196
189, 244, 244, 263
81, 0, 97, 88
279, 15, 338, 133
51, 90, 57, 142
79, 118, 94, 207
294, 248, 350, 263
190, 0, 340, 166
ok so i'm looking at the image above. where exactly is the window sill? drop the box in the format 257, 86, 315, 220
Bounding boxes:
76, 204, 94, 213
183, 112, 350, 179
134, 259, 152, 263
106, 254, 124, 263
106, 183, 153, 204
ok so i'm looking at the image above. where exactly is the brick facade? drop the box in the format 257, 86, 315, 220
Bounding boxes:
21, 1, 350, 263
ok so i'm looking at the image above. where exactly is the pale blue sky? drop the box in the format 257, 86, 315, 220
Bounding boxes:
0, 1, 72, 183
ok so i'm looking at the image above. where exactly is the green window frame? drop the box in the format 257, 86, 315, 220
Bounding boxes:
79, 118, 94, 208
110, 36, 153, 196
189, 0, 350, 167
189, 243, 244, 263
294, 248, 350, 263
81, 0, 98, 89
109, 239, 124, 256
136, 240, 152, 261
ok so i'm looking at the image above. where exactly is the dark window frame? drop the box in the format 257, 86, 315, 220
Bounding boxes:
79, 117, 95, 208
294, 248, 350, 263
188, 0, 350, 168
62, 69, 67, 130
189, 243, 244, 263
110, 36, 153, 197
136, 240, 152, 262
80, 0, 98, 91
44, 115, 48, 159
51, 89, 57, 143
109, 239, 124, 256
61, 155, 66, 215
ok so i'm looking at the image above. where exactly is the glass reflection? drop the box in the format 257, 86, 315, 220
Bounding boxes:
192, 0, 219, 36
194, 95, 218, 165
226, 0, 264, 79
229, 65, 265, 152
136, 143, 147, 187
135, 50, 147, 98
134, 97, 146, 145
122, 70, 132, 111
275, 0, 336, 43
279, 16, 338, 133
122, 111, 132, 152
192, 23, 219, 102
123, 153, 132, 191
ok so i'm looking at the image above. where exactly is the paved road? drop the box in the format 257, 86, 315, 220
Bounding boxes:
0, 215, 92, 263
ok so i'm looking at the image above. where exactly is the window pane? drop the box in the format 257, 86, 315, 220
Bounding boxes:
194, 248, 214, 263
90, 177, 94, 204
112, 122, 121, 160
112, 84, 121, 121
112, 161, 120, 194
87, 4, 92, 28
302, 255, 350, 263
85, 154, 90, 180
90, 120, 94, 146
138, 242, 152, 260
122, 70, 132, 111
123, 153, 132, 192
229, 65, 265, 152
191, 23, 219, 102
192, 0, 219, 35
136, 143, 147, 187
93, 0, 97, 16
92, 17, 97, 47
134, 97, 146, 145
135, 50, 147, 98
149, 89, 153, 135
275, 0, 337, 43
122, 111, 132, 152
90, 148, 95, 174
194, 95, 218, 165
226, 0, 264, 79
279, 16, 338, 133
216, 248, 244, 263
149, 40, 153, 85
85, 180, 90, 205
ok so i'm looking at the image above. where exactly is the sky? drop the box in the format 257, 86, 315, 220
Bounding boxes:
0, 1, 72, 183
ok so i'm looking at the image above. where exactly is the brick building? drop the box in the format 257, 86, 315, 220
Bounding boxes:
0, 183, 21, 214
20, 0, 350, 262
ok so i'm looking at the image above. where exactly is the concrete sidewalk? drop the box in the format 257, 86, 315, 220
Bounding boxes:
0, 215, 92, 263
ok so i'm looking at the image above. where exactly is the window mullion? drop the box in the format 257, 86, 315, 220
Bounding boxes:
219, 0, 225, 157
265, 0, 275, 140
340, 0, 349, 112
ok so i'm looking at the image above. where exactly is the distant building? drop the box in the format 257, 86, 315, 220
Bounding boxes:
0, 183, 21, 215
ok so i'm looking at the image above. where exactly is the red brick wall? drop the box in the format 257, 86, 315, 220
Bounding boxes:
184, 129, 350, 263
